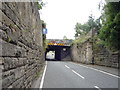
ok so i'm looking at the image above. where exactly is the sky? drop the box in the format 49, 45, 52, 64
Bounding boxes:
40, 0, 103, 39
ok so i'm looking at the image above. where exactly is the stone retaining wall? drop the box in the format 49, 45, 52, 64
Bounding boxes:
71, 40, 93, 64
0, 2, 44, 88
94, 46, 119, 68
71, 40, 119, 68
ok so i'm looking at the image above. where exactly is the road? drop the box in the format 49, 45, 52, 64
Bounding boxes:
40, 61, 119, 89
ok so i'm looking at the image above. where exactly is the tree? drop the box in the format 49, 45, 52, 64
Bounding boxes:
42, 20, 46, 29
63, 36, 68, 40
87, 14, 96, 30
74, 14, 101, 38
37, 0, 46, 10
88, 14, 101, 31
99, 2, 120, 51
41, 20, 48, 50
75, 23, 83, 37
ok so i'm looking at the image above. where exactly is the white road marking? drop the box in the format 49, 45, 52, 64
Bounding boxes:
82, 65, 120, 78
40, 61, 47, 88
71, 62, 120, 78
94, 86, 101, 90
72, 70, 85, 79
65, 65, 70, 69
91, 68, 120, 78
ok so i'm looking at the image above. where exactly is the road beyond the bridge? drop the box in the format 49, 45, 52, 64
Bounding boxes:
40, 61, 119, 89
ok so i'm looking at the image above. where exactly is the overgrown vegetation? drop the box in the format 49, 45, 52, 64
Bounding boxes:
73, 34, 91, 44
74, 13, 101, 46
92, 35, 105, 52
37, 0, 46, 10
74, 14, 101, 38
74, 1, 120, 52
99, 2, 120, 51
42, 20, 48, 51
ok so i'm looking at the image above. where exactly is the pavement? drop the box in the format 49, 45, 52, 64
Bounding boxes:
41, 61, 119, 89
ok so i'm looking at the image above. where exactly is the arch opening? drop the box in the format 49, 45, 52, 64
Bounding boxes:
46, 51, 55, 60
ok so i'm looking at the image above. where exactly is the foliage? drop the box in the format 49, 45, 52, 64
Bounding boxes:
63, 36, 68, 40
37, 0, 45, 10
41, 20, 48, 51
43, 38, 48, 51
74, 23, 89, 37
99, 2, 120, 51
74, 14, 101, 38
42, 20, 46, 28
92, 35, 105, 52
73, 34, 91, 44
88, 14, 96, 30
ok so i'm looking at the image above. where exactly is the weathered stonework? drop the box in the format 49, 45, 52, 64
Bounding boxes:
71, 40, 93, 64
94, 46, 119, 68
71, 39, 119, 68
0, 2, 44, 88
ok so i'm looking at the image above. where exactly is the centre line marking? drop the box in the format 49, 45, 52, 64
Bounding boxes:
94, 86, 101, 90
65, 65, 70, 69
72, 70, 85, 79
40, 61, 47, 88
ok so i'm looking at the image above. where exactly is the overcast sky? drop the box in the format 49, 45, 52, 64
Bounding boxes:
40, 0, 104, 39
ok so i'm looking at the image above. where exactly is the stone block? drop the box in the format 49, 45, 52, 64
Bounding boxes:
3, 57, 27, 71
2, 74, 15, 88
0, 39, 26, 57
0, 79, 2, 90
14, 66, 25, 79
11, 76, 24, 88
0, 29, 8, 42
2, 69, 14, 78
0, 57, 3, 65
3, 57, 18, 71
2, 3, 21, 29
